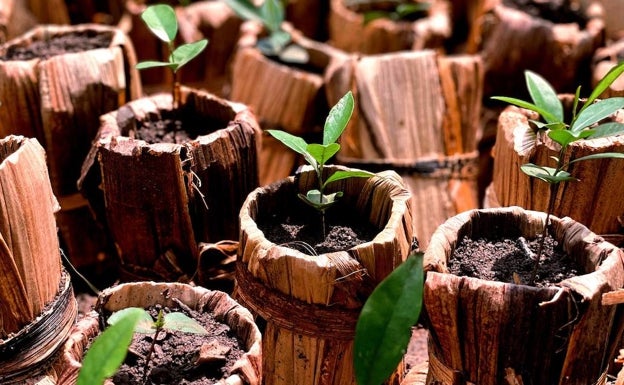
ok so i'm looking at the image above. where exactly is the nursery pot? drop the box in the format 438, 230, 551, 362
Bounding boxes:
485, 95, 624, 244
423, 206, 624, 385
54, 281, 262, 385
78, 86, 261, 283
236, 165, 413, 385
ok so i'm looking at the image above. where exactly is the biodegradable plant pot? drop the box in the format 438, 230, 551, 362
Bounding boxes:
423, 206, 624, 385
592, 37, 624, 98
327, 49, 483, 249
236, 165, 413, 385
79, 87, 261, 283
0, 136, 77, 383
229, 21, 351, 185
53, 281, 262, 385
485, 95, 624, 244
285, 0, 330, 40
327, 0, 451, 55
0, 23, 142, 270
471, 0, 605, 98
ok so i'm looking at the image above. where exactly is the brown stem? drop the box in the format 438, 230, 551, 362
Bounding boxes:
528, 182, 558, 285
142, 327, 162, 385
172, 72, 180, 110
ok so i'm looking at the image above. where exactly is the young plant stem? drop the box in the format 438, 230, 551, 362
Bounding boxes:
142, 325, 163, 384
317, 165, 327, 239
173, 73, 180, 110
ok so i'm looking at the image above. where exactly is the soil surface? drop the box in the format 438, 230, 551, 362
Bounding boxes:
503, 0, 588, 26
129, 109, 225, 145
111, 305, 245, 385
448, 234, 581, 287
0, 31, 112, 61
258, 207, 380, 254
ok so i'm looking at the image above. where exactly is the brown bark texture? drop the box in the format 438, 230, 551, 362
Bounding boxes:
236, 165, 413, 385
79, 87, 260, 282
486, 97, 624, 238
52, 282, 262, 385
327, 0, 451, 55
423, 206, 624, 385
327, 50, 482, 248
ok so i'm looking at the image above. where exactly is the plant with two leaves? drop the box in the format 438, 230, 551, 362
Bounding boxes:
136, 4, 208, 108
359, 0, 430, 25
353, 249, 424, 385
221, 0, 309, 64
77, 307, 208, 385
267, 91, 374, 238
492, 62, 624, 285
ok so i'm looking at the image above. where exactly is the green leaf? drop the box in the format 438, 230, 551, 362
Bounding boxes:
354, 251, 424, 385
491, 96, 559, 124
298, 191, 342, 210
588, 122, 624, 139
170, 39, 208, 72
307, 143, 340, 166
396, 2, 430, 18
77, 308, 144, 385
141, 4, 177, 43
163, 312, 208, 334
108, 307, 155, 334
278, 43, 309, 64
323, 170, 374, 189
363, 10, 391, 24
569, 152, 624, 164
136, 60, 177, 70
261, 0, 284, 33
525, 70, 564, 123
520, 163, 576, 183
572, 85, 581, 121
266, 129, 317, 166
571, 97, 624, 133
268, 30, 291, 53
583, 61, 624, 109
547, 129, 579, 148
220, 0, 263, 23
324, 91, 355, 145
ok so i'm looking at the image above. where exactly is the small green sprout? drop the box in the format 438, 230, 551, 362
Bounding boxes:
77, 307, 208, 385
221, 0, 309, 64
267, 91, 374, 238
354, 249, 424, 385
361, 1, 430, 24
135, 4, 208, 108
492, 63, 624, 285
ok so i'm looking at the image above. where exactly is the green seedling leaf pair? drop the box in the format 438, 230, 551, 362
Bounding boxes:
354, 251, 424, 385
268, 91, 373, 212
136, 4, 208, 73
221, 0, 308, 64
363, 1, 430, 25
77, 307, 208, 385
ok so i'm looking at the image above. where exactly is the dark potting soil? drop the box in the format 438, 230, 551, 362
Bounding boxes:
129, 110, 224, 144
258, 207, 380, 254
0, 30, 112, 61
502, 0, 588, 26
448, 234, 582, 287
111, 305, 245, 385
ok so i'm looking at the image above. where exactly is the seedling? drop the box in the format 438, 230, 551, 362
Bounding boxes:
221, 0, 309, 64
358, 0, 430, 24
77, 307, 208, 385
135, 4, 208, 108
492, 63, 624, 285
354, 249, 424, 385
267, 91, 374, 238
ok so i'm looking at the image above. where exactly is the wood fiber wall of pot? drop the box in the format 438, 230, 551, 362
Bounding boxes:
79, 88, 260, 282
327, 0, 451, 55
327, 50, 482, 248
236, 166, 412, 385
423, 207, 624, 385
486, 98, 624, 239
473, 2, 605, 98
53, 282, 262, 385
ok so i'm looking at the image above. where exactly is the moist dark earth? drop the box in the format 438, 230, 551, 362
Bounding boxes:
0, 31, 112, 61
109, 305, 245, 385
503, 0, 588, 26
448, 234, 582, 287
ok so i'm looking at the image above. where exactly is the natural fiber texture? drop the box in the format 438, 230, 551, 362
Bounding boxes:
79, 88, 260, 282
237, 165, 412, 385
473, 3, 605, 97
327, 0, 451, 54
329, 50, 482, 248
423, 207, 624, 385
486, 98, 624, 236
401, 362, 428, 385
0, 136, 61, 337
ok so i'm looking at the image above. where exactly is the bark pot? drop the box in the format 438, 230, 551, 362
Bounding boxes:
236, 165, 413, 385
423, 206, 624, 385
